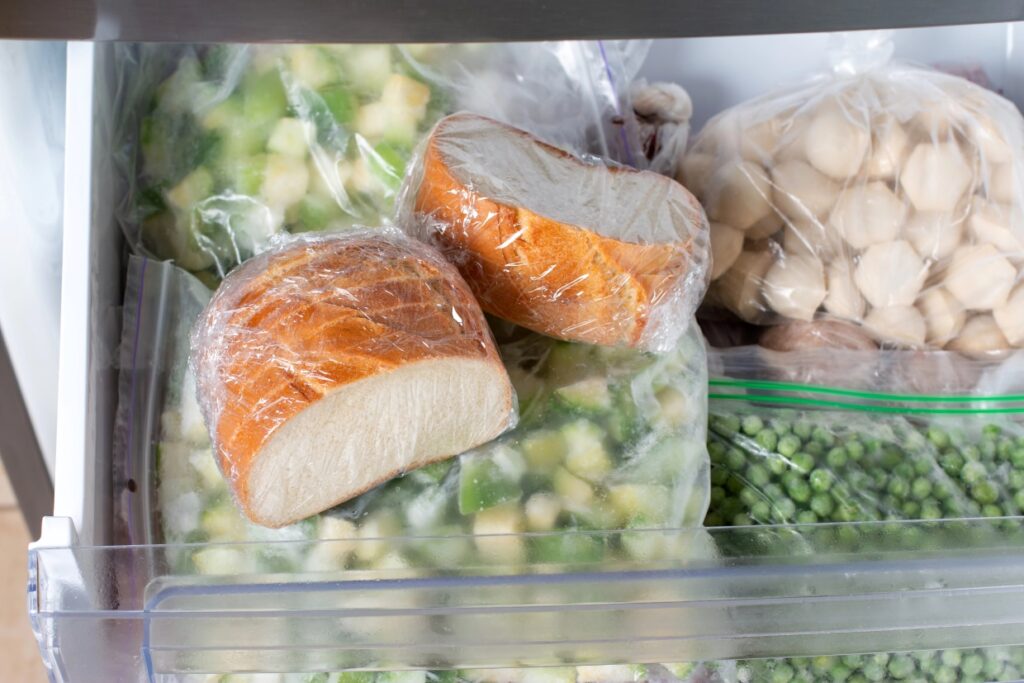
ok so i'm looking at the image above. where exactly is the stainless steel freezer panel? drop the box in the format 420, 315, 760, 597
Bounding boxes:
4, 0, 1024, 43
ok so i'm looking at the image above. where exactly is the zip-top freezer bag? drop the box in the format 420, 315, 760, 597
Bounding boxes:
682, 32, 1024, 356
704, 346, 1024, 536
113, 41, 658, 287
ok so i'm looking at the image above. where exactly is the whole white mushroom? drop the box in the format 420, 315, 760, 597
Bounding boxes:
678, 152, 714, 199
804, 104, 870, 179
990, 163, 1017, 204
967, 199, 1024, 256
745, 210, 784, 240
863, 305, 927, 348
715, 248, 776, 322
709, 223, 745, 280
994, 283, 1024, 346
900, 142, 974, 212
824, 258, 866, 320
829, 181, 908, 250
771, 159, 840, 222
947, 314, 1011, 358
943, 243, 1016, 310
783, 219, 843, 262
761, 253, 827, 321
916, 287, 966, 345
974, 115, 1014, 165
706, 160, 773, 230
864, 121, 910, 180
903, 211, 965, 261
854, 240, 928, 308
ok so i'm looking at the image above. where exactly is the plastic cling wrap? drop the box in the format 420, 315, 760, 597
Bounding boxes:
115, 42, 657, 286
404, 113, 711, 352
189, 229, 516, 528
684, 34, 1024, 356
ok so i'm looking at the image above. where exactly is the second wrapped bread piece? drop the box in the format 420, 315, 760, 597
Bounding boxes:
191, 230, 516, 527
408, 113, 710, 352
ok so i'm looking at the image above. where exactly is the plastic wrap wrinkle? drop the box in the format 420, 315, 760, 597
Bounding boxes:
686, 48, 1024, 355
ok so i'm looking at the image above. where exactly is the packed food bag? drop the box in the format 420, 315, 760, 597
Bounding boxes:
401, 113, 710, 352
705, 346, 1024, 536
682, 32, 1024, 356
114, 42, 658, 286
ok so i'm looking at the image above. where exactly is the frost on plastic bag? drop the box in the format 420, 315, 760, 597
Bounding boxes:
704, 346, 1024, 543
189, 228, 515, 528
402, 112, 711, 352
683, 33, 1024, 356
115, 43, 465, 285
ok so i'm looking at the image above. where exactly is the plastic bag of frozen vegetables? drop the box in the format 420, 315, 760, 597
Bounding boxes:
114, 41, 654, 286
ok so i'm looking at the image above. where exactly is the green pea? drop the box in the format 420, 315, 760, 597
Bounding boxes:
792, 452, 815, 473
770, 662, 795, 683
812, 426, 836, 446
961, 461, 987, 485
726, 474, 745, 494
982, 503, 1003, 517
887, 475, 910, 499
1003, 664, 1021, 680
841, 654, 863, 669
962, 444, 981, 461
887, 654, 916, 679
713, 414, 740, 435
861, 660, 886, 681
971, 479, 999, 504
811, 493, 835, 517
769, 457, 789, 475
847, 674, 868, 683
1015, 489, 1024, 510
704, 512, 724, 527
932, 480, 953, 500
708, 441, 727, 461
998, 440, 1014, 460
763, 483, 784, 499
901, 500, 920, 518
732, 513, 752, 526
910, 477, 932, 500
933, 666, 957, 683
710, 466, 729, 486
751, 500, 772, 522
787, 478, 811, 503
726, 448, 747, 471
739, 487, 761, 507
793, 420, 813, 440
982, 423, 1003, 438
710, 486, 726, 505
778, 434, 801, 457
829, 664, 852, 682
747, 463, 771, 488
940, 450, 964, 475
961, 653, 984, 676
1011, 447, 1024, 468
894, 462, 915, 480
756, 429, 779, 452
774, 497, 797, 520
928, 427, 951, 448
913, 457, 933, 476
805, 442, 825, 457
810, 468, 834, 492
1008, 470, 1024, 491
880, 446, 903, 469
980, 439, 997, 460
796, 510, 818, 524
826, 447, 849, 469
983, 655, 1004, 679
836, 524, 860, 545
846, 440, 865, 461
811, 656, 837, 673
921, 503, 943, 519
741, 415, 765, 436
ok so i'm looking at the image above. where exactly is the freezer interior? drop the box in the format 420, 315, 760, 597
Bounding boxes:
32, 24, 1024, 682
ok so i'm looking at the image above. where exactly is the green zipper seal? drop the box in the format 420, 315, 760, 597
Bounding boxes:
710, 378, 1024, 404
708, 392, 1024, 415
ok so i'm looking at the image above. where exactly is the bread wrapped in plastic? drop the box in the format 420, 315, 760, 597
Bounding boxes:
683, 34, 1024, 357
403, 112, 711, 352
189, 229, 516, 527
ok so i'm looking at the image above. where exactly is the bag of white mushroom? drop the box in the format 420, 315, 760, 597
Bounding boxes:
682, 58, 1024, 358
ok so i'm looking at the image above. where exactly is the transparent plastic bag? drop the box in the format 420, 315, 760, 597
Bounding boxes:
683, 32, 1024, 356
401, 112, 711, 352
114, 41, 658, 287
189, 228, 516, 528
704, 346, 1024, 534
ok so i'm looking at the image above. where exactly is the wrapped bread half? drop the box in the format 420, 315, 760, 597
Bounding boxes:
406, 113, 710, 352
190, 229, 516, 527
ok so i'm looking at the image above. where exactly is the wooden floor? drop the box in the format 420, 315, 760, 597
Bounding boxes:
0, 460, 48, 681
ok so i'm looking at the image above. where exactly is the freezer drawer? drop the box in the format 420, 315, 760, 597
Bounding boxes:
31, 32, 1024, 681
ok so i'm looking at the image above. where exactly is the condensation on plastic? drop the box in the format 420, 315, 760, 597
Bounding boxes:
705, 345, 1024, 532
112, 41, 658, 287
188, 228, 515, 527
401, 112, 711, 352
682, 32, 1024, 356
